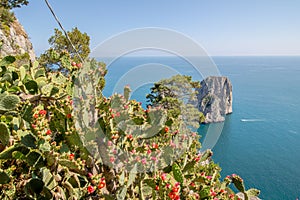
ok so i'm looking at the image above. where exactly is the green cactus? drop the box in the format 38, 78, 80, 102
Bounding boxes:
246, 188, 260, 197
137, 109, 166, 139
7, 85, 21, 93
128, 165, 137, 187
200, 149, 213, 162
21, 103, 33, 123
18, 131, 36, 148
119, 171, 125, 185
0, 56, 16, 66
27, 150, 45, 168
36, 77, 48, 88
41, 84, 52, 96
116, 186, 128, 200
59, 159, 83, 173
24, 178, 45, 198
68, 175, 82, 188
11, 70, 19, 81
19, 66, 26, 81
50, 86, 59, 96
0, 144, 29, 159
24, 80, 38, 94
60, 54, 71, 70
0, 93, 20, 111
124, 86, 131, 102
1, 72, 12, 82
65, 132, 90, 160
144, 179, 156, 189
12, 150, 45, 168
199, 187, 210, 198
232, 175, 245, 193
34, 69, 46, 79
51, 73, 67, 85
0, 52, 260, 199
0, 122, 10, 146
182, 160, 196, 173
220, 179, 230, 190
0, 170, 10, 184
172, 163, 184, 184
141, 184, 153, 198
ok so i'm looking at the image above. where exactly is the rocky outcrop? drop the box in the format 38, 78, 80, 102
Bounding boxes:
197, 76, 232, 123
0, 19, 35, 61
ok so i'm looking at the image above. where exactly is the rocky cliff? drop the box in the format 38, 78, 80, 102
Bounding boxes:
0, 19, 35, 61
197, 76, 232, 123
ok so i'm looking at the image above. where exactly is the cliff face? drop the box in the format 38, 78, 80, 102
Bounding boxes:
197, 76, 232, 123
0, 19, 35, 61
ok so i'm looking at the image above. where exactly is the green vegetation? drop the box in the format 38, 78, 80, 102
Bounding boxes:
0, 52, 260, 200
0, 0, 29, 9
0, 4, 260, 198
0, 52, 258, 199
39, 28, 90, 70
0, 6, 15, 26
0, 0, 29, 27
147, 74, 206, 123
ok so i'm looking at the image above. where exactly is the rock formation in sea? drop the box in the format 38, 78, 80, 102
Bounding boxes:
0, 19, 35, 61
197, 76, 232, 123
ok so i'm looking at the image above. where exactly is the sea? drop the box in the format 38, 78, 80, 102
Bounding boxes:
101, 56, 300, 200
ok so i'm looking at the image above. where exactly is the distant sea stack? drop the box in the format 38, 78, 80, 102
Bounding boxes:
197, 76, 233, 123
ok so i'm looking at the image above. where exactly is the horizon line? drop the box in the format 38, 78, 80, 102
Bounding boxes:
94, 54, 300, 58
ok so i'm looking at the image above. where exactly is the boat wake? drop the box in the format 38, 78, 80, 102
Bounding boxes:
240, 119, 266, 122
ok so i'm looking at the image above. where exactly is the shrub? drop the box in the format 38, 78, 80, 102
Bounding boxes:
0, 6, 15, 27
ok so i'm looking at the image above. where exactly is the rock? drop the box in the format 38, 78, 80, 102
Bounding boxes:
0, 19, 35, 61
197, 76, 232, 123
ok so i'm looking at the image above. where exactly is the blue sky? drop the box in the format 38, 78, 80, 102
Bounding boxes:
14, 0, 300, 56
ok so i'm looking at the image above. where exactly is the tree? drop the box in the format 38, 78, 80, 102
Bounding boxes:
147, 75, 200, 108
147, 75, 205, 123
0, 0, 29, 9
39, 27, 90, 69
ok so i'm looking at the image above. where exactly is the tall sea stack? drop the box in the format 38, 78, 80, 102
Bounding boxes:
197, 76, 232, 123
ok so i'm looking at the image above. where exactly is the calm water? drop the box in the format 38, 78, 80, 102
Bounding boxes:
102, 56, 300, 200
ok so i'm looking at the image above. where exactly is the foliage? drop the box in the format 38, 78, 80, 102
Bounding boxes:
0, 6, 15, 27
0, 0, 28, 33
39, 28, 90, 70
0, 52, 260, 199
0, 0, 28, 9
147, 74, 205, 124
0, 53, 106, 199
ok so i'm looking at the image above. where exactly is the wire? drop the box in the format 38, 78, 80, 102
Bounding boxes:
44, 0, 84, 63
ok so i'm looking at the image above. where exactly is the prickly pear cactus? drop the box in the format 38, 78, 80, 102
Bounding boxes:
0, 53, 260, 200
0, 122, 10, 146
124, 85, 131, 101
0, 170, 10, 184
172, 163, 184, 184
0, 93, 20, 111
